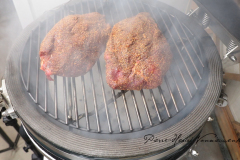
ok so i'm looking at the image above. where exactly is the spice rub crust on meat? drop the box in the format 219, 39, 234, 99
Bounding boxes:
104, 12, 172, 90
40, 12, 111, 80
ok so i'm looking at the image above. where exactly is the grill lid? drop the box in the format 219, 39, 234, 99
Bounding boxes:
5, 0, 222, 158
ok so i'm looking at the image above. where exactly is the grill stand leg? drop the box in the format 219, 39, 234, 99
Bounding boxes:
0, 127, 15, 153
1, 114, 43, 160
0, 107, 20, 154
19, 126, 43, 160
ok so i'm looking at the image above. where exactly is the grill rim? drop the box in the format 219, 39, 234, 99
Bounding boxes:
23, 122, 203, 160
5, 0, 222, 158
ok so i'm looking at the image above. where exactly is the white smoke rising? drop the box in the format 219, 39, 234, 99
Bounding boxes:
0, 0, 22, 86
157, 0, 190, 13
2, 0, 206, 139
12, 0, 69, 28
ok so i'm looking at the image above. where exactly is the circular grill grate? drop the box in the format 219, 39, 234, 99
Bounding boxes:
20, 0, 207, 136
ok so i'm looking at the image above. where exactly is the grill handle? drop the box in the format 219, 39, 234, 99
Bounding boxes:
194, 0, 240, 44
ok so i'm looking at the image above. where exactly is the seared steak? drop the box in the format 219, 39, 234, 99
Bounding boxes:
104, 12, 172, 90
40, 12, 111, 80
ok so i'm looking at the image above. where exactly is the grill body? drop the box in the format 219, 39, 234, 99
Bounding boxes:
5, 0, 222, 159
23, 123, 202, 160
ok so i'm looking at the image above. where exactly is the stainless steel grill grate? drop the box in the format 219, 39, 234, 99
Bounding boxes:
20, 0, 206, 135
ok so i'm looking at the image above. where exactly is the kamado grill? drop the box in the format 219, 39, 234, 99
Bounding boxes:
1, 0, 222, 159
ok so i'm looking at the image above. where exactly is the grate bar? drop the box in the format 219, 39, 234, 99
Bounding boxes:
93, 0, 97, 13
112, 90, 123, 132
97, 61, 112, 133
110, 2, 120, 29
132, 0, 140, 13
44, 20, 49, 113
131, 91, 143, 129
155, 9, 197, 91
72, 78, 79, 128
74, 3, 77, 14
168, 15, 202, 79
178, 22, 204, 67
169, 70, 186, 105
120, 0, 145, 130
79, 0, 90, 130
81, 76, 90, 131
140, 90, 152, 126
156, 9, 197, 89
126, 0, 134, 16
121, 91, 133, 131
171, 62, 192, 98
67, 78, 73, 119
146, 4, 181, 112
120, 1, 128, 18
111, 0, 134, 130
149, 89, 162, 122
26, 32, 32, 91
90, 0, 101, 132
194, 37, 204, 65
80, 0, 84, 14
164, 77, 178, 112
134, 1, 192, 98
99, 0, 105, 15
158, 87, 171, 117
63, 5, 68, 16
90, 70, 100, 132
44, 78, 48, 112
35, 26, 40, 103
63, 77, 68, 124
87, 0, 91, 12
163, 11, 198, 89
78, 91, 129, 119
54, 76, 58, 119
52, 11, 58, 119
139, 0, 146, 12
112, 1, 119, 21
62, 7, 65, 18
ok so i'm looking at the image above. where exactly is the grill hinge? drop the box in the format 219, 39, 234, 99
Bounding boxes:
187, 7, 210, 29
0, 80, 18, 119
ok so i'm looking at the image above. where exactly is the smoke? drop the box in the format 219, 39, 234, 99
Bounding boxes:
0, 0, 22, 85
158, 0, 191, 13
10, 0, 208, 141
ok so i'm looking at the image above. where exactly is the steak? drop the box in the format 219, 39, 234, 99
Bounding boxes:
40, 12, 111, 80
104, 12, 172, 90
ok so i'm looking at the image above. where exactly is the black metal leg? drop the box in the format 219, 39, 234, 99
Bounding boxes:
14, 134, 21, 149
1, 115, 43, 159
3, 116, 20, 132
0, 127, 14, 153
0, 127, 14, 147
0, 148, 13, 154
19, 126, 43, 160
0, 106, 21, 154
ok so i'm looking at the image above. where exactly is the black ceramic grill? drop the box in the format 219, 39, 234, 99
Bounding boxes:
5, 0, 222, 159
